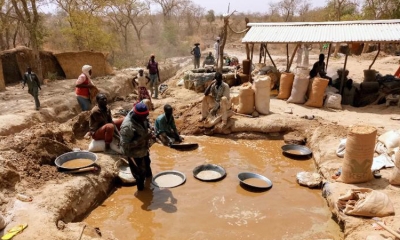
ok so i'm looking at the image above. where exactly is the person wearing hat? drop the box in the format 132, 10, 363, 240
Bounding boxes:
146, 54, 160, 99
214, 37, 220, 65
190, 43, 201, 69
120, 102, 155, 191
76, 64, 96, 111
22, 67, 41, 110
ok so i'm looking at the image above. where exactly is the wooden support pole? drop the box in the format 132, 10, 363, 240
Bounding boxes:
250, 43, 254, 62
369, 43, 380, 70
246, 43, 250, 60
263, 44, 267, 64
287, 44, 300, 72
326, 43, 332, 71
265, 44, 277, 69
259, 44, 262, 63
340, 46, 350, 95
286, 44, 289, 72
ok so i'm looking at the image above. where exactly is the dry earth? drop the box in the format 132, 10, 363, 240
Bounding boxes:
0, 48, 399, 240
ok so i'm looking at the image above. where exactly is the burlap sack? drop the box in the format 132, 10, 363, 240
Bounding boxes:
395, 150, 400, 168
237, 83, 255, 115
324, 92, 342, 109
338, 188, 394, 217
389, 167, 400, 185
378, 130, 400, 151
338, 125, 376, 183
276, 72, 294, 99
287, 75, 309, 104
305, 77, 329, 108
0, 214, 5, 230
252, 76, 271, 115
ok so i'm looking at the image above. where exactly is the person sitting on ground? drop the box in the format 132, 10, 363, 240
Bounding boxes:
120, 102, 155, 191
89, 93, 124, 151
132, 69, 152, 103
203, 52, 216, 67
155, 104, 183, 146
199, 72, 231, 125
310, 53, 332, 82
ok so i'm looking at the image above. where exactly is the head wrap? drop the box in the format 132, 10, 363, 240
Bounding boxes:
82, 65, 92, 77
133, 102, 149, 116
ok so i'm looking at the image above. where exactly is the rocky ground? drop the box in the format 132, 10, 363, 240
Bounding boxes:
0, 49, 399, 239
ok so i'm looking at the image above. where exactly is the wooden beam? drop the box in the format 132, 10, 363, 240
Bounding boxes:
250, 43, 254, 62
339, 46, 350, 95
369, 43, 380, 70
246, 43, 250, 60
265, 44, 277, 69
326, 43, 332, 71
286, 44, 289, 72
287, 44, 300, 72
259, 44, 262, 63
263, 44, 267, 64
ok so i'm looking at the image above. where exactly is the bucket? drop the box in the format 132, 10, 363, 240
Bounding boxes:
363, 69, 377, 82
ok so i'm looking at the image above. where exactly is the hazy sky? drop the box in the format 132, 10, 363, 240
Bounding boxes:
192, 0, 327, 14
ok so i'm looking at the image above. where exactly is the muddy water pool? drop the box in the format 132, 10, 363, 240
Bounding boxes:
85, 136, 342, 240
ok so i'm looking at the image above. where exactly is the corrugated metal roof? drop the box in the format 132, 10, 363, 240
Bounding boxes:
242, 20, 400, 44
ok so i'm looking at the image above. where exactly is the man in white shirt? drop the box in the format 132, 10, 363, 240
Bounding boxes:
200, 72, 231, 124
214, 37, 220, 66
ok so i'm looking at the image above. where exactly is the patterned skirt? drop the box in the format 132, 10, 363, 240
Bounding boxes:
138, 86, 151, 100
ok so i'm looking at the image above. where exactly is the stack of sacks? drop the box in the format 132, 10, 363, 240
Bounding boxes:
287, 68, 309, 104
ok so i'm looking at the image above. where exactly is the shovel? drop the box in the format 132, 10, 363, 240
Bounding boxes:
372, 217, 400, 238
65, 166, 99, 174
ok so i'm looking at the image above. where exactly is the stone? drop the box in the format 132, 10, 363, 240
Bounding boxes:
296, 172, 322, 188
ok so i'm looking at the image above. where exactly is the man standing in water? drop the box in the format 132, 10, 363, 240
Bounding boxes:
190, 43, 201, 69
200, 72, 231, 125
22, 67, 41, 110
120, 102, 155, 191
147, 54, 160, 99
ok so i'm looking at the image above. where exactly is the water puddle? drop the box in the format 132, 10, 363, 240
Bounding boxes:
85, 136, 342, 240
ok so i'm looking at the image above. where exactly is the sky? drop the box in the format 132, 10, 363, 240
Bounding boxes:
191, 0, 327, 14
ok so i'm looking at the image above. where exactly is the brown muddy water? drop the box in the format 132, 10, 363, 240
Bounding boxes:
85, 136, 343, 240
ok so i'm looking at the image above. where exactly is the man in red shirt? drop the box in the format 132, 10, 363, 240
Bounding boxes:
76, 65, 95, 111
146, 54, 161, 99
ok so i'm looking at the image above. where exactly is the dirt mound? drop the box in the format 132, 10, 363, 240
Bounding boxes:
175, 101, 203, 135
55, 51, 113, 79
361, 50, 388, 60
66, 111, 91, 139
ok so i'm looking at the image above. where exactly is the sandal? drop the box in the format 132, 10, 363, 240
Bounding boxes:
1, 224, 28, 240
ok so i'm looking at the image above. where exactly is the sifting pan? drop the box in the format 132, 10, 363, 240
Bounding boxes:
281, 144, 312, 158
193, 164, 226, 182
170, 143, 199, 151
238, 172, 273, 191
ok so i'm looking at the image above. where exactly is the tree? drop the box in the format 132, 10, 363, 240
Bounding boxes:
54, 0, 111, 50
106, 0, 150, 52
0, 0, 15, 49
297, 0, 311, 21
150, 0, 189, 20
11, 0, 44, 79
270, 0, 300, 22
205, 9, 215, 25
362, 0, 400, 19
